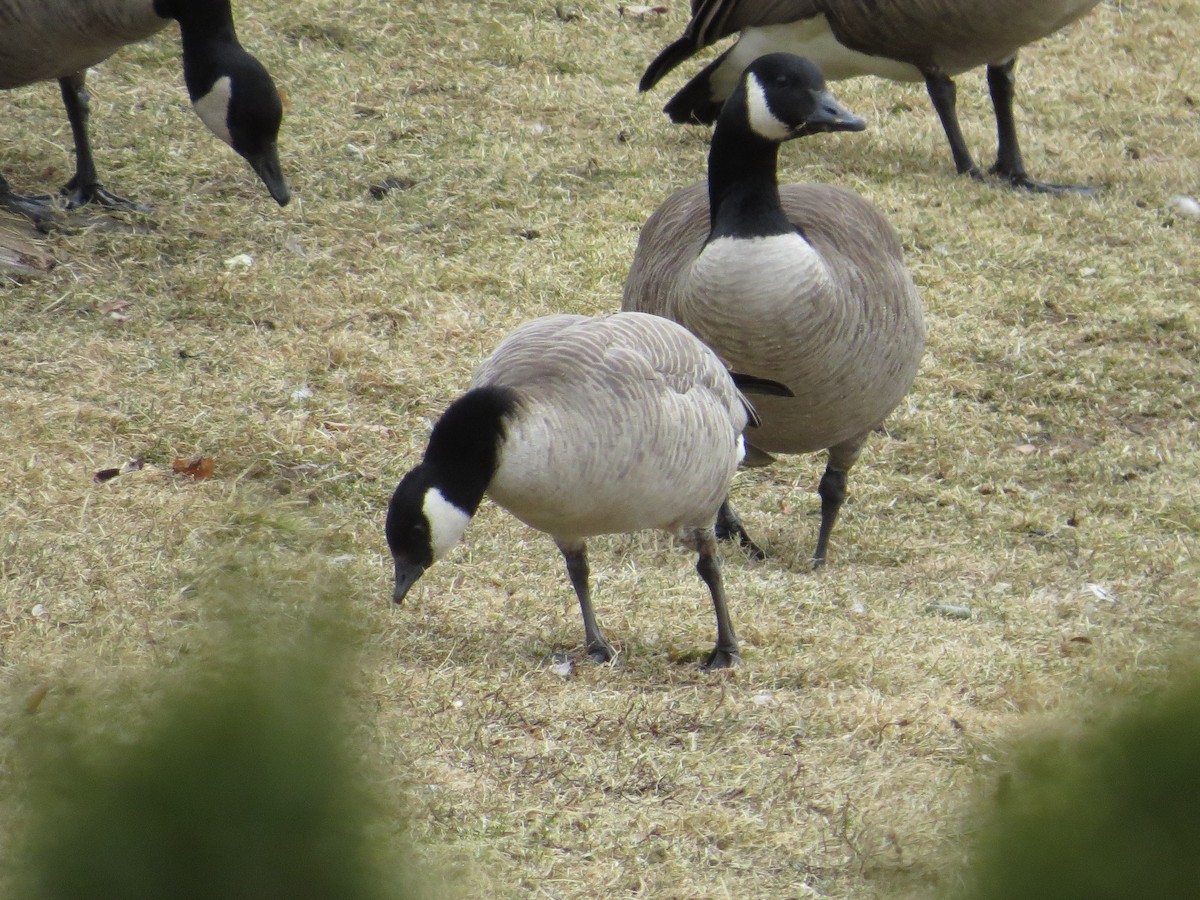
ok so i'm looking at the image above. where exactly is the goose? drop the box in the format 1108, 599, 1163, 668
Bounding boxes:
622, 53, 926, 567
639, 0, 1100, 193
0, 0, 290, 223
385, 311, 792, 670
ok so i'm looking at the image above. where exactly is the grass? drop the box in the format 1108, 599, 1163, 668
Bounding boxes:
2, 0, 1198, 896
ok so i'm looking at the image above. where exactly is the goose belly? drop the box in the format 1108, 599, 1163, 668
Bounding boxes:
485, 396, 741, 542
683, 233, 919, 453
0, 1, 164, 88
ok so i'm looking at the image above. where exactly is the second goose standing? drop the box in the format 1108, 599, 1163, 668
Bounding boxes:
623, 53, 926, 567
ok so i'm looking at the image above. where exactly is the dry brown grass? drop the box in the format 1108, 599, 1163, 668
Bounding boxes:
2, 0, 1198, 896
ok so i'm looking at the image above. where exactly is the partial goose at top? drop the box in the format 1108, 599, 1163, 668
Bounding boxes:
1, 0, 290, 224
639, 0, 1100, 193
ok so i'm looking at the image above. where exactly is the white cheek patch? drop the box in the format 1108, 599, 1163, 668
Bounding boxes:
423, 488, 472, 561
745, 73, 791, 142
193, 75, 234, 146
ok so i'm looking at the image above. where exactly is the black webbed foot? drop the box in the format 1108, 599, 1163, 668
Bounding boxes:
715, 500, 766, 560
587, 639, 617, 665
989, 167, 1095, 197
59, 176, 152, 213
701, 645, 740, 671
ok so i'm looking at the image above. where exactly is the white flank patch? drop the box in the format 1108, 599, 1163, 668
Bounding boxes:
423, 488, 472, 561
720, 19, 923, 93
735, 434, 746, 465
193, 75, 234, 146
744, 73, 792, 142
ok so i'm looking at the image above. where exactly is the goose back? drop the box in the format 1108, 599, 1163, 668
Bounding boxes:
622, 182, 924, 455
0, 0, 165, 88
470, 313, 749, 541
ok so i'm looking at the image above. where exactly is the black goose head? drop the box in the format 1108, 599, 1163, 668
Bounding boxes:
156, 0, 290, 205
734, 53, 866, 142
384, 386, 517, 604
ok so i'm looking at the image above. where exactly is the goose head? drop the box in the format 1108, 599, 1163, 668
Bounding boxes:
385, 465, 473, 604
733, 53, 866, 142
157, 0, 290, 205
384, 386, 515, 603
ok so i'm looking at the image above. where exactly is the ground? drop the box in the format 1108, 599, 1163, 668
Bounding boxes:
1, 1, 1197, 897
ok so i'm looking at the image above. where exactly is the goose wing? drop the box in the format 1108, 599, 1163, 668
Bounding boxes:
641, 0, 823, 91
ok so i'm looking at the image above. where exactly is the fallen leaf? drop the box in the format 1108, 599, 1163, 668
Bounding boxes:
173, 456, 216, 480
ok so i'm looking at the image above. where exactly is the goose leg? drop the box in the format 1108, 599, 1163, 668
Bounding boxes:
987, 58, 1093, 195
557, 541, 616, 664
715, 498, 766, 560
812, 464, 848, 570
924, 72, 985, 180
57, 71, 149, 212
691, 531, 739, 670
0, 174, 63, 230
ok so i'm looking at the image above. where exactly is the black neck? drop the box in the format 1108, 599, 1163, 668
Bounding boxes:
706, 90, 794, 241
155, 0, 240, 99
423, 386, 517, 515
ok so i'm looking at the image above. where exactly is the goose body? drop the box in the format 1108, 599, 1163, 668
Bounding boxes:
1, 0, 289, 220
630, 183, 920, 457
386, 312, 765, 669
640, 0, 1100, 191
0, 3, 165, 87
623, 54, 926, 566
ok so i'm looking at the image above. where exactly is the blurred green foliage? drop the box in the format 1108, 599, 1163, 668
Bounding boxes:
966, 667, 1200, 900
7, 546, 420, 900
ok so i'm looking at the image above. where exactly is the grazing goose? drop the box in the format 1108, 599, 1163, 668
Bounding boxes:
622, 54, 926, 567
385, 311, 790, 670
0, 0, 290, 222
639, 0, 1100, 192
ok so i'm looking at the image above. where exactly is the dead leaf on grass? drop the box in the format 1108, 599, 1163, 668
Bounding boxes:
173, 456, 216, 480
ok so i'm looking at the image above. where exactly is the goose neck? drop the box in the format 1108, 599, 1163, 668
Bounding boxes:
706, 124, 791, 240
423, 387, 515, 516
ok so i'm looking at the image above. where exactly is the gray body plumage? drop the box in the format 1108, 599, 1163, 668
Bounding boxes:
0, 0, 166, 88
472, 312, 750, 541
623, 183, 924, 470
386, 311, 752, 668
